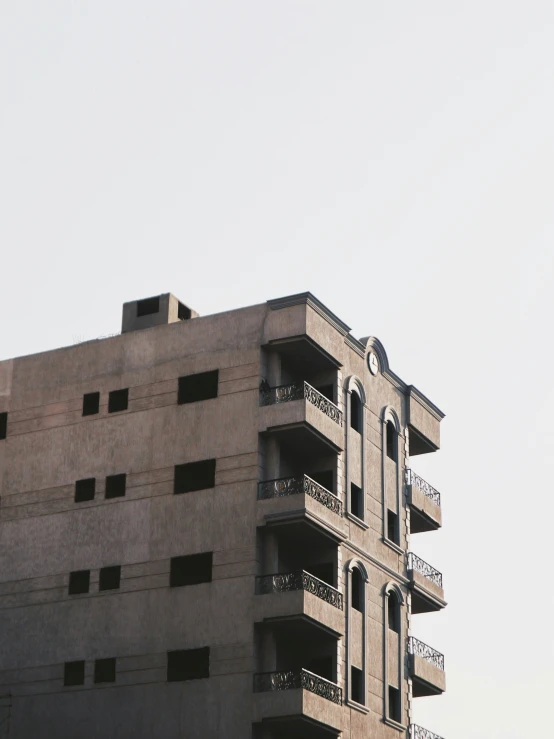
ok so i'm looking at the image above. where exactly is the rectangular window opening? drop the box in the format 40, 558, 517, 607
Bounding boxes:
0, 412, 7, 440
174, 459, 216, 495
388, 685, 401, 722
105, 473, 126, 499
351, 666, 363, 704
108, 389, 128, 413
75, 477, 96, 503
177, 302, 191, 320
136, 296, 160, 317
167, 647, 209, 682
178, 371, 218, 405
64, 660, 85, 687
82, 392, 100, 416
68, 570, 90, 595
350, 482, 363, 520
387, 509, 398, 544
386, 421, 397, 461
170, 552, 213, 587
94, 657, 116, 684
99, 565, 121, 591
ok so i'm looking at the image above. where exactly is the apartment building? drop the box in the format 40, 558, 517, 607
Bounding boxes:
0, 291, 446, 738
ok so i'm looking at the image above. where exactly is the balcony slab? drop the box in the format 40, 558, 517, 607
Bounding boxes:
257, 492, 347, 542
408, 484, 442, 532
409, 654, 446, 696
254, 588, 344, 636
260, 398, 344, 452
253, 687, 343, 732
408, 570, 446, 613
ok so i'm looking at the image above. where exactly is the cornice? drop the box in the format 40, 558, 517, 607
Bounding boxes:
408, 385, 445, 421
267, 292, 351, 336
344, 333, 365, 357
342, 540, 409, 586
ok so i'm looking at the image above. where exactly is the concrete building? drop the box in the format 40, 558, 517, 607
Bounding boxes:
0, 292, 446, 739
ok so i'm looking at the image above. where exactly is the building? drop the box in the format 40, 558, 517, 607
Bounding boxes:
0, 291, 446, 739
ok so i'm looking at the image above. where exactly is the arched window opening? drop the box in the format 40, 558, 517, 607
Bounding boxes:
350, 392, 362, 433
387, 591, 400, 633
386, 420, 397, 461
351, 568, 363, 612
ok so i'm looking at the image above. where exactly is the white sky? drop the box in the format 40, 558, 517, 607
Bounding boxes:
1, 3, 553, 736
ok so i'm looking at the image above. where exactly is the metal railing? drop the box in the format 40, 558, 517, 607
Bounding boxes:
255, 570, 343, 610
260, 380, 343, 426
253, 668, 342, 704
408, 637, 444, 671
257, 474, 343, 516
407, 552, 443, 588
406, 469, 441, 507
410, 725, 445, 739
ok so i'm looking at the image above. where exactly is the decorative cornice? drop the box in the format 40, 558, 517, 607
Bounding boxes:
267, 292, 351, 336
408, 385, 445, 421
342, 540, 409, 586
344, 333, 365, 357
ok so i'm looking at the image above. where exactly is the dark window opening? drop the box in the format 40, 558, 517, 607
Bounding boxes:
174, 459, 216, 494
108, 389, 128, 413
351, 666, 363, 704
387, 510, 398, 544
351, 568, 363, 612
167, 647, 210, 682
170, 552, 212, 587
350, 482, 363, 520
178, 302, 191, 320
99, 565, 121, 591
136, 296, 160, 317
82, 392, 100, 417
388, 685, 401, 722
64, 660, 85, 686
68, 570, 90, 595
386, 421, 397, 461
105, 473, 126, 499
178, 371, 218, 405
388, 592, 400, 633
0, 412, 7, 440
306, 656, 333, 682
309, 469, 334, 493
94, 657, 116, 683
350, 392, 362, 433
75, 477, 95, 503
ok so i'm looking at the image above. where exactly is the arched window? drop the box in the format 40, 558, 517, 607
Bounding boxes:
350, 391, 362, 433
386, 420, 397, 462
351, 567, 363, 612
387, 590, 400, 633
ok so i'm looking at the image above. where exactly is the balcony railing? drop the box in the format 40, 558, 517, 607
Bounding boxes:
256, 570, 343, 610
260, 380, 343, 426
258, 475, 343, 516
408, 637, 444, 671
406, 469, 441, 507
410, 725, 445, 739
407, 553, 443, 588
253, 669, 342, 705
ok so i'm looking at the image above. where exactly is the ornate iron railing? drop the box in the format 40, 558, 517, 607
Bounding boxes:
407, 553, 443, 588
257, 474, 343, 516
408, 637, 444, 671
406, 469, 441, 507
255, 570, 343, 609
410, 725, 445, 739
260, 380, 343, 426
253, 669, 342, 704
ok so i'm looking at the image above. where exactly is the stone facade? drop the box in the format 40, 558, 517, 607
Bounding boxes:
0, 292, 446, 739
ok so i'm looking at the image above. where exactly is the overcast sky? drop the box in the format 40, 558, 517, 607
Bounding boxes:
1, 3, 553, 737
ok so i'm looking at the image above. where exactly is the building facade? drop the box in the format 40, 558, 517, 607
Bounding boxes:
0, 292, 446, 738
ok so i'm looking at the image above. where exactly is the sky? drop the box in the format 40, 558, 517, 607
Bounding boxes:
1, 2, 554, 737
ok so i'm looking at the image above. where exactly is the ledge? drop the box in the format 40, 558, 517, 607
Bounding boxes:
346, 511, 369, 530
383, 538, 405, 556
346, 698, 369, 714
383, 717, 407, 732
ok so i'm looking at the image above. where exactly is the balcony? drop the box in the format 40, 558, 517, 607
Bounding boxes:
255, 571, 344, 635
260, 381, 344, 451
407, 553, 446, 613
407, 469, 442, 532
258, 475, 346, 541
408, 637, 446, 696
253, 669, 343, 732
410, 725, 445, 739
